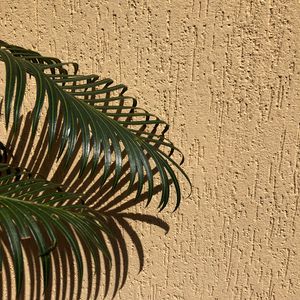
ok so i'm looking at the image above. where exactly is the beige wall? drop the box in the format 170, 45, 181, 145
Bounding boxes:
1, 0, 300, 299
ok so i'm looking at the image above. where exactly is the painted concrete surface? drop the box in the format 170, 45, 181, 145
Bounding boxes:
1, 0, 300, 299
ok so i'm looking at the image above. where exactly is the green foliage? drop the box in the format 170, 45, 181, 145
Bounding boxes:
0, 40, 190, 297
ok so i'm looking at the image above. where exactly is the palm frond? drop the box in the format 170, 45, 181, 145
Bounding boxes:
0, 163, 110, 296
0, 40, 190, 210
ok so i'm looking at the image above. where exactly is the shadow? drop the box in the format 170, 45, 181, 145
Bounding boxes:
1, 111, 173, 300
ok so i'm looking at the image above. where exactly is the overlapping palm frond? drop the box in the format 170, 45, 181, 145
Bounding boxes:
0, 40, 190, 297
0, 40, 190, 211
0, 162, 110, 296
3, 113, 173, 299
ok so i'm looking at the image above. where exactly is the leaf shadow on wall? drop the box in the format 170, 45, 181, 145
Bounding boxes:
2, 112, 173, 300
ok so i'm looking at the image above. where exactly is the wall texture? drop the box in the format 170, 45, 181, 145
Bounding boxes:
1, 0, 300, 299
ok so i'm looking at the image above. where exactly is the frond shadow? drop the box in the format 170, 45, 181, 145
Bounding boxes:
2, 112, 172, 300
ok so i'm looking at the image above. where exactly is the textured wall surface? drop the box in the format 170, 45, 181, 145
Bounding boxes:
1, 0, 300, 299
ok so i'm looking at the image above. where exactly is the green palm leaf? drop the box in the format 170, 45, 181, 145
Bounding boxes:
0, 40, 191, 297
0, 163, 110, 296
0, 40, 190, 210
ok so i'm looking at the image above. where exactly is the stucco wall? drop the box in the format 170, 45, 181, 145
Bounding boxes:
1, 0, 300, 299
